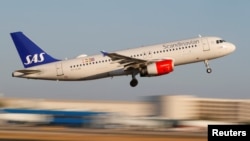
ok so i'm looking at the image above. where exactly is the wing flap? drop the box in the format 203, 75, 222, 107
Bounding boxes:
101, 51, 148, 69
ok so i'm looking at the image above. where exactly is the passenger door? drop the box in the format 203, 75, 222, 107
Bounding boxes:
202, 38, 210, 51
56, 63, 64, 76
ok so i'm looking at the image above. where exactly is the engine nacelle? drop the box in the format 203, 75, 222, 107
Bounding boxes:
140, 60, 174, 77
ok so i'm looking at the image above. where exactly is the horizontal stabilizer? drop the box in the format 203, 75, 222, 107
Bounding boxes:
12, 69, 41, 77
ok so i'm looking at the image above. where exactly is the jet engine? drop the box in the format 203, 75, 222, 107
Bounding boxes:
140, 60, 174, 77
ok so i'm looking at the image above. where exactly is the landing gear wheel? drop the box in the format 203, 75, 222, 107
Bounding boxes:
130, 79, 138, 87
207, 68, 212, 73
204, 60, 212, 74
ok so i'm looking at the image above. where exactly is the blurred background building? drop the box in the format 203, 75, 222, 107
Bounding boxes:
1, 95, 250, 122
149, 95, 250, 122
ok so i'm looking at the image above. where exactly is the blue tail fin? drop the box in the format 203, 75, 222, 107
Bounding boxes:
10, 32, 60, 68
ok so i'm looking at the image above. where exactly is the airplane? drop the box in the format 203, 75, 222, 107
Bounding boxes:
10, 32, 236, 87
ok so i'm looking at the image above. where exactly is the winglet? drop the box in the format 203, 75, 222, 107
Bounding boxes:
100, 50, 109, 57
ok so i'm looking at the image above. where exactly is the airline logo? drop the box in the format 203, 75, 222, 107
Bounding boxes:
24, 52, 45, 65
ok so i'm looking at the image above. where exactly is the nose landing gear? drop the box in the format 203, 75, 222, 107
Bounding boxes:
204, 60, 212, 73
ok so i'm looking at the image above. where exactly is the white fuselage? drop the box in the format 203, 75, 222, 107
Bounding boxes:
13, 36, 236, 81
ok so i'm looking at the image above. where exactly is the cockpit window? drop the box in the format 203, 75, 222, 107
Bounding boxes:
216, 40, 226, 44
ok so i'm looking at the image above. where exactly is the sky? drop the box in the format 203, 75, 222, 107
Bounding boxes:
0, 0, 249, 101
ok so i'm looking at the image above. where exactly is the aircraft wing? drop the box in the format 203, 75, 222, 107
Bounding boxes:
101, 51, 150, 69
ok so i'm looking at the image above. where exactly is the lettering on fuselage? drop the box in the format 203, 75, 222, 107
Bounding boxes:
24, 52, 45, 65
163, 40, 200, 49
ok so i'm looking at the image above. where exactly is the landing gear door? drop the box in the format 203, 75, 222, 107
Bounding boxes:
202, 38, 210, 51
56, 63, 64, 76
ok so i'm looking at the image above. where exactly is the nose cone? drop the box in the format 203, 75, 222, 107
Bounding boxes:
229, 43, 236, 53
220, 42, 236, 56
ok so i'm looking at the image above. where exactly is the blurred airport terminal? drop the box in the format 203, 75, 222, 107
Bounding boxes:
0, 95, 249, 131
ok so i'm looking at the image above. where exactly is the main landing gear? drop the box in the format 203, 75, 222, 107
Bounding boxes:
129, 60, 212, 87
130, 72, 138, 87
204, 60, 212, 73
